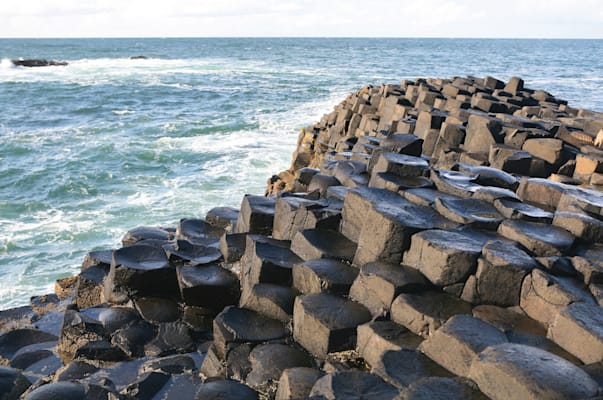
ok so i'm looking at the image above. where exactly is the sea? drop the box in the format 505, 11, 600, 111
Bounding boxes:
1, 38, 602, 309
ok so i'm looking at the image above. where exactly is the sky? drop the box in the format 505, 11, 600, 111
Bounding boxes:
0, 0, 602, 39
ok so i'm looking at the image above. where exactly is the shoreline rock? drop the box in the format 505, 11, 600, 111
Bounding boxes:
11, 59, 68, 67
1, 76, 603, 399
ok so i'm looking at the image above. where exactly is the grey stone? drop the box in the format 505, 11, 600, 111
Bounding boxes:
206, 207, 239, 233
240, 235, 302, 293
245, 344, 313, 396
105, 244, 178, 303
356, 321, 422, 369
177, 264, 240, 309
195, 379, 258, 400
354, 202, 456, 266
520, 269, 595, 327
144, 322, 195, 357
371, 348, 452, 389
476, 240, 538, 306
419, 315, 507, 377
293, 259, 359, 295
24, 382, 86, 400
309, 371, 400, 400
434, 198, 503, 229
0, 366, 30, 400
240, 284, 299, 322
548, 302, 603, 364
402, 229, 482, 287
469, 342, 599, 400
553, 211, 603, 243
276, 367, 324, 400
163, 240, 222, 265
493, 198, 554, 222
134, 297, 181, 323
340, 187, 410, 242
291, 229, 357, 263
293, 293, 371, 358
235, 195, 276, 235
122, 226, 172, 247
498, 219, 575, 257
390, 291, 472, 337
213, 307, 287, 360
349, 262, 429, 318
400, 377, 487, 400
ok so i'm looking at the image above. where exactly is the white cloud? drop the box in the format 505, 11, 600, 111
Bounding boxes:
0, 0, 601, 38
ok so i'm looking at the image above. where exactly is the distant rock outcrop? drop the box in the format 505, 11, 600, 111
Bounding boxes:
11, 59, 68, 67
130, 55, 149, 60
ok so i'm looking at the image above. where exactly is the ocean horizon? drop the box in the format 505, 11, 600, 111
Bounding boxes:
1, 37, 602, 309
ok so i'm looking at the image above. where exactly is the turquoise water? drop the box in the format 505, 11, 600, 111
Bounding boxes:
1, 38, 602, 309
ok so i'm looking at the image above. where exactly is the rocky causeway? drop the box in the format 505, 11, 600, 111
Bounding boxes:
1, 75, 603, 399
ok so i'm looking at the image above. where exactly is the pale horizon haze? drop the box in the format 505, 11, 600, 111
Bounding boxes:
1, 0, 602, 39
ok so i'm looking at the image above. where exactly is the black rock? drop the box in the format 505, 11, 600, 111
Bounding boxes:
11, 59, 68, 67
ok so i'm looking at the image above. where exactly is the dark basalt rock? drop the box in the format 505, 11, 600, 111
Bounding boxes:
291, 229, 358, 263
212, 307, 287, 360
293, 258, 359, 295
111, 320, 156, 358
120, 371, 170, 399
293, 293, 371, 358
144, 322, 195, 357
469, 343, 599, 400
122, 226, 173, 247
350, 262, 429, 318
240, 283, 299, 323
309, 371, 400, 400
23, 382, 86, 400
177, 264, 240, 309
0, 328, 58, 360
498, 219, 575, 257
206, 206, 239, 233
164, 240, 222, 264
0, 366, 31, 399
11, 59, 68, 67
195, 379, 258, 400
245, 343, 314, 395
105, 244, 178, 302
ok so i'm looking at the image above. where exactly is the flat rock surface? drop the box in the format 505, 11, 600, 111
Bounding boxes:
293, 293, 371, 358
469, 342, 600, 400
309, 371, 400, 400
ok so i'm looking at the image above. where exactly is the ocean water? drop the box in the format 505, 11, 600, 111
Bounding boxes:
1, 38, 602, 309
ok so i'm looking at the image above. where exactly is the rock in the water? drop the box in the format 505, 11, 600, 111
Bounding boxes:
12, 59, 68, 67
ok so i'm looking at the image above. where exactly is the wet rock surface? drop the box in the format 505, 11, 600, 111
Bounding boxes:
2, 76, 603, 399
